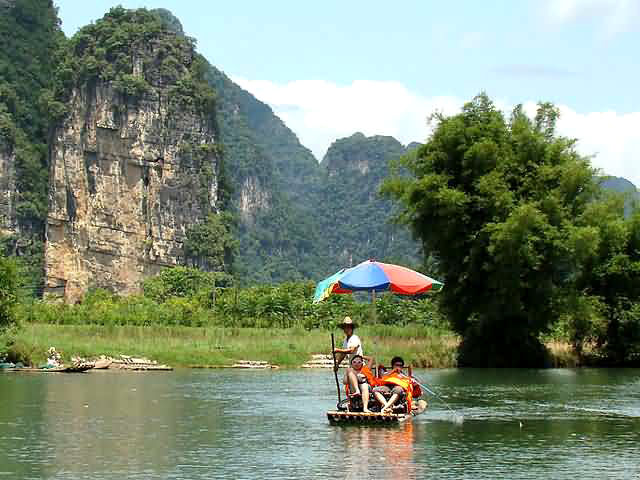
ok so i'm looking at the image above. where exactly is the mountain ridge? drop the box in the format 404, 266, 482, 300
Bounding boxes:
0, 4, 637, 296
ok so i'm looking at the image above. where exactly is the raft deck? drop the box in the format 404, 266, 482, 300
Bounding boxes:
327, 411, 409, 424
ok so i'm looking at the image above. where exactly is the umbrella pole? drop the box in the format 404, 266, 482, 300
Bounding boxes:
331, 333, 341, 408
371, 290, 377, 322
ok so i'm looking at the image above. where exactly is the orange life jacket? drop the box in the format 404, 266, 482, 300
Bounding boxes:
344, 365, 378, 397
380, 371, 420, 411
361, 365, 378, 386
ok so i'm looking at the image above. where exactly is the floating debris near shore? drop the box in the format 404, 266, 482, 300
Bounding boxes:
109, 355, 173, 371
1, 353, 172, 373
92, 356, 113, 369
301, 354, 345, 369
231, 360, 279, 369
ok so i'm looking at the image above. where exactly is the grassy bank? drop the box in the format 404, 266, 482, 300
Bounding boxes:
13, 323, 460, 368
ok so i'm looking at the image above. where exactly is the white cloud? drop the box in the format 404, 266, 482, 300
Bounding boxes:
544, 0, 640, 34
233, 77, 640, 186
521, 101, 640, 183
232, 77, 462, 161
557, 107, 640, 183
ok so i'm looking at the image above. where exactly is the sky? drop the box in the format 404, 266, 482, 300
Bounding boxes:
54, 0, 640, 184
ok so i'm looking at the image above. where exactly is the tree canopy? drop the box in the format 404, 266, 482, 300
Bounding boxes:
563, 194, 640, 364
0, 254, 18, 332
383, 93, 599, 366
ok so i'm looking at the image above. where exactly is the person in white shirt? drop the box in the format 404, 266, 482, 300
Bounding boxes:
333, 316, 366, 398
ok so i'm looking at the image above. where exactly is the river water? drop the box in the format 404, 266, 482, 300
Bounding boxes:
1, 368, 639, 479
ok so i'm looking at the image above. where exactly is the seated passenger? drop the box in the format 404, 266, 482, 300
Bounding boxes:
344, 354, 377, 413
373, 356, 421, 414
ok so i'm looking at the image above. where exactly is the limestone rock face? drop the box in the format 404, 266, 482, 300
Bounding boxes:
44, 52, 219, 302
0, 139, 16, 237
238, 176, 270, 219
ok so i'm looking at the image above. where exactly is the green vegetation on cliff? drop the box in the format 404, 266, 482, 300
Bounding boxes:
318, 133, 422, 268
202, 65, 427, 284
0, 253, 19, 359
0, 0, 64, 294
203, 65, 325, 283
0, 0, 62, 142
49, 7, 218, 123
0, 5, 435, 290
599, 176, 639, 217
205, 66, 322, 203
184, 213, 236, 272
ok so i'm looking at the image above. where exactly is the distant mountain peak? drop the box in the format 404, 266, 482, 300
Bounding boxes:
600, 176, 639, 217
151, 8, 184, 35
321, 133, 406, 175
600, 176, 638, 193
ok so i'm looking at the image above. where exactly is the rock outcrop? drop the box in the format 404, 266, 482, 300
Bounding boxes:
0, 139, 16, 237
44, 13, 221, 302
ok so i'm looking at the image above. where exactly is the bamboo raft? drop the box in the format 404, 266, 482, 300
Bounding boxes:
2, 364, 94, 373
109, 355, 172, 371
327, 411, 409, 424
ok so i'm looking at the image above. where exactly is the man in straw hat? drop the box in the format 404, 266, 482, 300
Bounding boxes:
333, 316, 368, 399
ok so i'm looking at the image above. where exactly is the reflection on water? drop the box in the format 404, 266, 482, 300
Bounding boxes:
0, 368, 639, 479
333, 421, 417, 479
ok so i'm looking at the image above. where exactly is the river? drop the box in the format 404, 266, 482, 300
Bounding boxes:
1, 368, 639, 479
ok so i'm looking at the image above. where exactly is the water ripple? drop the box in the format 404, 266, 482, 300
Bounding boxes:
1, 368, 639, 479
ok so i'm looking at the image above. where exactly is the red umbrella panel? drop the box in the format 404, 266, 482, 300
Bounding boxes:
313, 260, 443, 303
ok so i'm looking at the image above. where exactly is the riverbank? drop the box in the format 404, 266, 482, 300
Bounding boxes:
12, 323, 460, 368
11, 323, 583, 368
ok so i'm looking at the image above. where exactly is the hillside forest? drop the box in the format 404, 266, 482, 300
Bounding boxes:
1, 2, 639, 366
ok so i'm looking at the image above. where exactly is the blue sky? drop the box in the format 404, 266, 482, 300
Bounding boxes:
55, 1, 640, 183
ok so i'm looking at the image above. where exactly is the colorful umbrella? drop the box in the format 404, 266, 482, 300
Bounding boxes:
313, 260, 443, 303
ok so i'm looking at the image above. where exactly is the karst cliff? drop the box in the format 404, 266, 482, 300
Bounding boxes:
44, 9, 223, 301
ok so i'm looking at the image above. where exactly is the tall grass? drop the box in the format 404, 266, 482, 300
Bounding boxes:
13, 323, 460, 368
10, 273, 458, 367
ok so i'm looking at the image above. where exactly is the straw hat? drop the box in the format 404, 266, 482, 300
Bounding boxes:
339, 316, 357, 328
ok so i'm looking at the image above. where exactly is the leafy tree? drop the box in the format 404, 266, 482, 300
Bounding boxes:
0, 0, 64, 294
0, 254, 19, 359
0, 254, 18, 331
142, 266, 232, 301
565, 194, 640, 364
184, 213, 236, 272
383, 93, 597, 366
